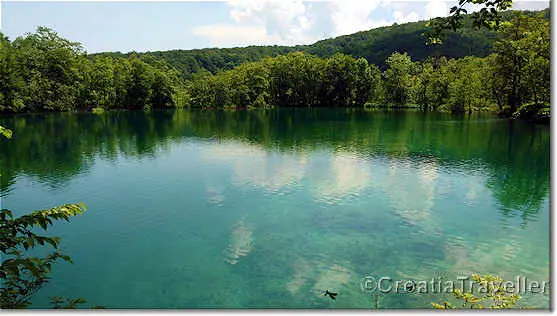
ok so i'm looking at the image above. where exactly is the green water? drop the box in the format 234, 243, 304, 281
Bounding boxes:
0, 109, 550, 309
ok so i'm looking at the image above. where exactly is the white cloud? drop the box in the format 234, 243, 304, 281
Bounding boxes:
232, 155, 307, 193
192, 24, 281, 47
462, 1, 486, 13
425, 0, 448, 19
311, 152, 371, 204
511, 1, 550, 11
229, 0, 267, 24
200, 141, 307, 193
328, 0, 389, 36
193, 0, 317, 47
393, 10, 421, 24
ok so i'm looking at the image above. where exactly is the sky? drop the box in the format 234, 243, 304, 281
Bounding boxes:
0, 0, 550, 54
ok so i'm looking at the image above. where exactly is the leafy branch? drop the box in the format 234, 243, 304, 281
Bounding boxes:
0, 126, 12, 139
424, 0, 513, 44
0, 204, 86, 309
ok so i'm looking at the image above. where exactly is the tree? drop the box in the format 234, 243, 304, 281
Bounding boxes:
446, 56, 494, 113
323, 53, 359, 107
76, 56, 116, 110
125, 56, 154, 110
492, 12, 549, 115
0, 34, 25, 112
149, 70, 175, 109
410, 57, 453, 111
383, 52, 415, 105
352, 58, 375, 106
12, 27, 83, 111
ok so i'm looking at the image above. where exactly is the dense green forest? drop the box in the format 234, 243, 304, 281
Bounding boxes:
93, 9, 548, 79
0, 10, 549, 119
175, 10, 550, 118
93, 20, 493, 81
0, 28, 188, 112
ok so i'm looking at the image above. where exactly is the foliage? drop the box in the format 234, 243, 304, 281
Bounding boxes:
179, 11, 548, 115
425, 0, 514, 44
0, 204, 86, 308
409, 57, 451, 111
93, 45, 298, 80
186, 52, 381, 109
95, 9, 546, 80
446, 56, 494, 113
491, 12, 550, 115
512, 102, 550, 122
0, 9, 549, 119
0, 125, 12, 139
383, 52, 415, 105
181, 46, 513, 112
432, 274, 521, 309
101, 13, 507, 77
0, 27, 186, 113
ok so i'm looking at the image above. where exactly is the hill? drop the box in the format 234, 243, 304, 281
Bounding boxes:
92, 9, 548, 79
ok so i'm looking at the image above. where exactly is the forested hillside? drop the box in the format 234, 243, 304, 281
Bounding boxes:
184, 10, 549, 119
94, 46, 299, 80
304, 20, 495, 67
93, 9, 548, 79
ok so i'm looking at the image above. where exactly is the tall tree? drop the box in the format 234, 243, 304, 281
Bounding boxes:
12, 27, 83, 111
492, 12, 550, 114
383, 52, 415, 105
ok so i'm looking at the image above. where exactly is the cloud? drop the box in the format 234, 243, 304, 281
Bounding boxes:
191, 0, 442, 48
192, 0, 395, 48
200, 141, 307, 193
311, 152, 371, 204
425, 0, 448, 19
511, 1, 550, 11
193, 0, 317, 47
328, 0, 389, 36
192, 24, 281, 47
393, 10, 421, 24
232, 155, 307, 193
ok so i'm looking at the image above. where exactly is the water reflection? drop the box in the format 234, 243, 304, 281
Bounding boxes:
0, 109, 550, 308
286, 258, 354, 299
201, 141, 307, 193
205, 185, 225, 206
223, 220, 254, 265
0, 109, 549, 222
310, 152, 371, 205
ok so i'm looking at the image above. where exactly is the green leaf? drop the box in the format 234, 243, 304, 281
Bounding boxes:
0, 125, 12, 139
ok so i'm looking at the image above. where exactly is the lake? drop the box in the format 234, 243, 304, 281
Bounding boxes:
0, 109, 550, 309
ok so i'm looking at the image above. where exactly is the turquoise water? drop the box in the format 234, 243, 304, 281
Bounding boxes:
0, 109, 550, 309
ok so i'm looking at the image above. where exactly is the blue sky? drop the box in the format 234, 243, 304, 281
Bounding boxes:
0, 0, 550, 54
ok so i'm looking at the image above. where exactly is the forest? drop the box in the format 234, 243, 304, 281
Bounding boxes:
0, 9, 549, 120
93, 9, 548, 78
